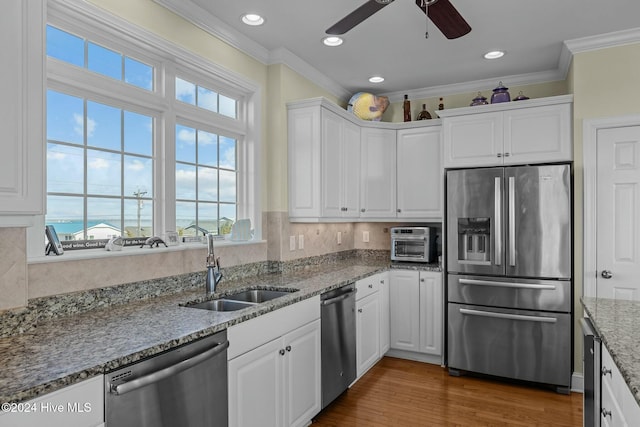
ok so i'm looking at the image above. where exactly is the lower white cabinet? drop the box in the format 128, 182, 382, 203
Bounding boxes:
378, 271, 390, 355
600, 346, 640, 427
0, 375, 104, 427
389, 269, 442, 358
355, 272, 391, 379
227, 297, 321, 427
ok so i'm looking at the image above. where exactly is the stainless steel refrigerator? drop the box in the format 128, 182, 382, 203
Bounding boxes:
446, 164, 572, 392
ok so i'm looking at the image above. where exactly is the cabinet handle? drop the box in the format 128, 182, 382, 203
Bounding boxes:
602, 366, 612, 377
279, 349, 285, 356
286, 345, 292, 352
397, 209, 401, 213
368, 284, 373, 288
380, 280, 384, 284
497, 153, 503, 158
361, 208, 366, 213
358, 308, 363, 313
420, 278, 425, 282
601, 408, 612, 418
504, 152, 510, 157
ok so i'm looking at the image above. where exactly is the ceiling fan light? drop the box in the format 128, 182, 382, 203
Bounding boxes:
484, 50, 505, 60
323, 36, 344, 47
369, 76, 385, 83
241, 13, 265, 26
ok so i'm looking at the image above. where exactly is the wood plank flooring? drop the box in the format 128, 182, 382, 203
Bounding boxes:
313, 357, 583, 426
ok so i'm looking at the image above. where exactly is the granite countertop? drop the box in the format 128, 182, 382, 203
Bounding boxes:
582, 297, 640, 405
0, 260, 389, 404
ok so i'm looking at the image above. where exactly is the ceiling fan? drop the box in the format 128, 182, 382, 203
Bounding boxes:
326, 0, 471, 39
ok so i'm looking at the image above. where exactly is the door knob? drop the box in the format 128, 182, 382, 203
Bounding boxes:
601, 270, 613, 279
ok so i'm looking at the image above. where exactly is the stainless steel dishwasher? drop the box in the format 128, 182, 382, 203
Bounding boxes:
105, 329, 229, 427
321, 283, 356, 409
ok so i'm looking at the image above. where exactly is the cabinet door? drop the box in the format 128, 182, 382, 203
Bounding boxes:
397, 127, 443, 219
378, 272, 390, 355
283, 320, 321, 427
389, 270, 420, 352
356, 292, 380, 377
418, 272, 442, 356
288, 106, 322, 218
503, 103, 572, 164
360, 128, 396, 217
321, 110, 345, 217
0, 0, 44, 216
229, 338, 284, 427
342, 120, 361, 217
443, 112, 503, 168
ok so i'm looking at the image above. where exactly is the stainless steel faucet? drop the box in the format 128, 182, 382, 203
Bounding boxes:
205, 233, 223, 294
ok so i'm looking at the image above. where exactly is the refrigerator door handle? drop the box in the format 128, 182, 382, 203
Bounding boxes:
459, 278, 557, 290
494, 177, 502, 266
508, 176, 516, 266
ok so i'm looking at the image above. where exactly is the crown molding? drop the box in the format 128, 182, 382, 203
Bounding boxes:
564, 27, 640, 54
153, 0, 270, 64
268, 47, 352, 101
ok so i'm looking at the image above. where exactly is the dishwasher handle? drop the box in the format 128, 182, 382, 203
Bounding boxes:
321, 289, 356, 306
111, 339, 229, 396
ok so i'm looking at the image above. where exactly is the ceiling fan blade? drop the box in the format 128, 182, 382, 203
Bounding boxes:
326, 0, 393, 35
415, 0, 471, 39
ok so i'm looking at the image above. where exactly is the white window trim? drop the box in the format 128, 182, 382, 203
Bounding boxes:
27, 0, 261, 259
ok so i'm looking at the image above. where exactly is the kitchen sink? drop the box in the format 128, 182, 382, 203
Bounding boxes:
188, 299, 255, 312
184, 288, 298, 312
223, 289, 297, 303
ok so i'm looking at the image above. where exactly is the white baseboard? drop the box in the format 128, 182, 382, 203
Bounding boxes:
571, 372, 584, 393
384, 349, 443, 366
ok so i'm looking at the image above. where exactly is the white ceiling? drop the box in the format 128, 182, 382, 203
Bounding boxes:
157, 0, 640, 101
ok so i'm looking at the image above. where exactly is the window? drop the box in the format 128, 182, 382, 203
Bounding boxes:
41, 5, 259, 254
175, 124, 237, 236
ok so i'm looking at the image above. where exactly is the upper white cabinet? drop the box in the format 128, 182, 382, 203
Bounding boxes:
287, 98, 443, 222
321, 109, 361, 218
360, 128, 396, 218
396, 127, 443, 219
0, 0, 45, 222
439, 95, 572, 168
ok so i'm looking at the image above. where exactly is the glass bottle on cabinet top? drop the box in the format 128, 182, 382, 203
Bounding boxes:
403, 94, 411, 122
416, 104, 431, 120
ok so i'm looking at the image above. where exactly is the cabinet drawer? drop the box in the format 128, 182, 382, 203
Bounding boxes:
356, 276, 379, 300
228, 295, 320, 360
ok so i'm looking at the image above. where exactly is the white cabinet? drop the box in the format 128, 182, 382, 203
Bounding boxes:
0, 375, 104, 427
389, 269, 442, 359
321, 109, 361, 218
378, 271, 390, 355
228, 296, 321, 427
0, 0, 45, 221
354, 272, 390, 379
396, 126, 443, 219
360, 127, 397, 218
600, 346, 640, 427
439, 96, 572, 168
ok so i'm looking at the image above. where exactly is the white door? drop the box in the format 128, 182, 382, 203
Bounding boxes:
418, 272, 442, 356
356, 293, 380, 377
596, 126, 640, 300
228, 338, 283, 427
321, 110, 344, 217
378, 272, 390, 355
283, 320, 321, 427
360, 128, 396, 217
389, 270, 420, 352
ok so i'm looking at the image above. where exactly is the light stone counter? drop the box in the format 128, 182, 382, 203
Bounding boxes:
0, 256, 389, 404
582, 296, 640, 405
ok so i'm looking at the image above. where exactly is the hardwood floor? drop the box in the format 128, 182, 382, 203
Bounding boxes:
313, 357, 583, 426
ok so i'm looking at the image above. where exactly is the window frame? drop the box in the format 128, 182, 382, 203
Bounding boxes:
29, 0, 262, 258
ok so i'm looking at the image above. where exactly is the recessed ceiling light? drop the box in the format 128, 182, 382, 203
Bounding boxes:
241, 13, 264, 26
484, 50, 505, 59
369, 76, 385, 83
323, 36, 343, 47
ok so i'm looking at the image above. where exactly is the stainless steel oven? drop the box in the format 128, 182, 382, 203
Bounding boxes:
391, 227, 436, 263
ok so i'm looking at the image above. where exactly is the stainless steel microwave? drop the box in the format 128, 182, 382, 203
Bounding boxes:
391, 227, 437, 263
